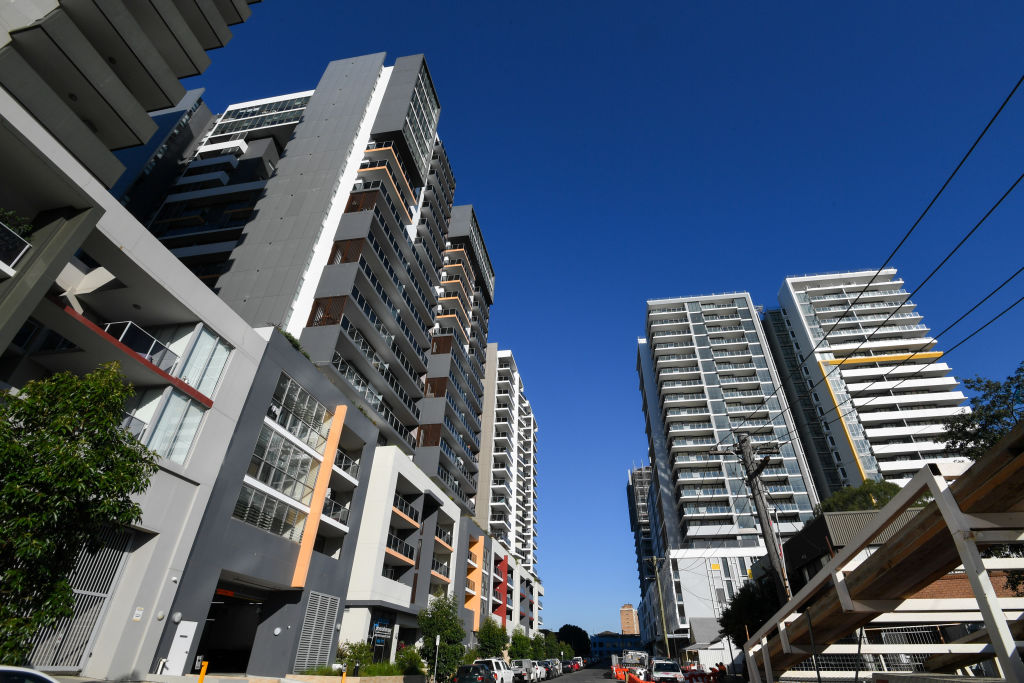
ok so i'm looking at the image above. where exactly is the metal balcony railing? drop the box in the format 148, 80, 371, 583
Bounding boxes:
0, 221, 31, 272
322, 498, 350, 524
104, 321, 178, 373
431, 559, 450, 577
393, 494, 420, 522
436, 526, 453, 545
386, 532, 415, 559
120, 412, 147, 439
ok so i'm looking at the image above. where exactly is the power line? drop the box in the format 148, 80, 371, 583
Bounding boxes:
720, 164, 1024, 458
717, 70, 1024, 446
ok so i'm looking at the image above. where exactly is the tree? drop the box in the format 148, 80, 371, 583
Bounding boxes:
531, 633, 547, 660
942, 361, 1024, 461
0, 362, 157, 664
418, 593, 466, 682
718, 580, 781, 648
559, 641, 575, 659
556, 624, 590, 656
816, 479, 901, 514
477, 616, 509, 658
508, 627, 532, 659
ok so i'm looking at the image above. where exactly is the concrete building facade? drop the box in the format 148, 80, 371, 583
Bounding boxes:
634, 292, 820, 662
620, 604, 639, 636
770, 269, 969, 493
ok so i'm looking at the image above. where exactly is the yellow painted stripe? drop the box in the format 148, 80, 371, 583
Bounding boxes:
818, 362, 868, 482
291, 404, 347, 588
824, 351, 943, 366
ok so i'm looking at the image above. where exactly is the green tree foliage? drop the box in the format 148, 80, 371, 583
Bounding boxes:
396, 644, 425, 674
556, 624, 590, 656
942, 361, 1024, 461
559, 642, 575, 659
942, 362, 1024, 593
0, 363, 157, 664
337, 640, 374, 669
816, 479, 901, 514
543, 632, 560, 659
0, 208, 33, 236
530, 633, 547, 660
477, 616, 509, 658
418, 593, 466, 682
717, 580, 781, 648
508, 627, 532, 659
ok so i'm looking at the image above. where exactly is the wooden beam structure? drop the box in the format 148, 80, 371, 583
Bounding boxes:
743, 421, 1024, 682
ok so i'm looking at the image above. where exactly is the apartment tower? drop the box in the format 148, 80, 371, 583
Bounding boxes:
770, 269, 968, 493
635, 292, 819, 664
476, 344, 543, 635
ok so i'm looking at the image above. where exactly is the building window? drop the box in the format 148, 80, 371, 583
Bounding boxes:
233, 483, 306, 542
180, 326, 232, 395
248, 424, 319, 504
148, 390, 205, 464
267, 373, 332, 451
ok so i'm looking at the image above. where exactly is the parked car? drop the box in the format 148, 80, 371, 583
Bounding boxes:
455, 665, 494, 683
561, 660, 574, 672
475, 658, 515, 683
0, 668, 63, 683
541, 659, 559, 678
650, 660, 685, 683
572, 657, 584, 671
510, 660, 539, 683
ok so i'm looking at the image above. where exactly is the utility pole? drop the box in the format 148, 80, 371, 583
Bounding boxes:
647, 556, 672, 660
735, 432, 791, 604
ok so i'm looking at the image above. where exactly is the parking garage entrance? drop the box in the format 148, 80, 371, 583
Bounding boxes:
195, 584, 267, 673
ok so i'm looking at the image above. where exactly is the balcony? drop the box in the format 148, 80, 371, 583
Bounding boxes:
386, 532, 416, 562
431, 558, 451, 579
120, 412, 147, 439
0, 221, 31, 277
465, 578, 477, 593
436, 526, 454, 547
322, 498, 350, 526
335, 452, 360, 479
103, 321, 178, 372
393, 494, 421, 524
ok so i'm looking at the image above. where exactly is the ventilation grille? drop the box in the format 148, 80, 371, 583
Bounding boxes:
294, 591, 341, 672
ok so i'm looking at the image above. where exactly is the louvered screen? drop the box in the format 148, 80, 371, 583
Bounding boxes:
293, 591, 341, 672
29, 528, 133, 672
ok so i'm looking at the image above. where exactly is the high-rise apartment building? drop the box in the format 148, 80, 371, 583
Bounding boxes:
620, 604, 640, 635
0, 25, 545, 679
476, 344, 542, 634
635, 292, 819, 664
769, 269, 968, 493
626, 466, 655, 593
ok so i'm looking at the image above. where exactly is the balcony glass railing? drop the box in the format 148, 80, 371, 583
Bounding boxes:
104, 321, 179, 373
387, 532, 415, 559
336, 452, 360, 478
436, 526, 454, 545
393, 494, 420, 522
322, 498, 350, 525
121, 412, 147, 439
0, 221, 31, 271
431, 559, 450, 577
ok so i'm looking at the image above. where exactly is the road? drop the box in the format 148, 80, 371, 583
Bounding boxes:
557, 666, 609, 683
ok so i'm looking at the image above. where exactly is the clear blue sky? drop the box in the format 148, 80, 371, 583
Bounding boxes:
188, 1, 1024, 635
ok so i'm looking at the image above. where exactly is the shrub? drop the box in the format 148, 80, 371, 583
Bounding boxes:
397, 645, 425, 674
301, 666, 341, 676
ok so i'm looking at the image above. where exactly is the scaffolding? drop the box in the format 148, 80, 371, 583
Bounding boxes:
743, 422, 1024, 682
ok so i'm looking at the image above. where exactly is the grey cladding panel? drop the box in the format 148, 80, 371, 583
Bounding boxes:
215, 53, 386, 326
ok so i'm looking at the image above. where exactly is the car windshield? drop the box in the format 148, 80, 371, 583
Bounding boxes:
654, 663, 682, 673
512, 661, 525, 667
